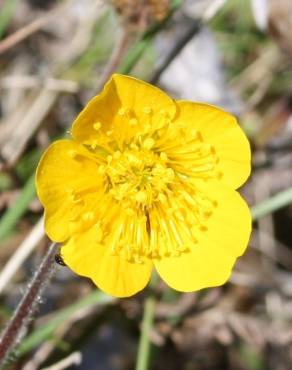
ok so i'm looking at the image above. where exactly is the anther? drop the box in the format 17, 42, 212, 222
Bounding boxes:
106, 130, 113, 136
166, 168, 175, 179
160, 152, 168, 161
93, 122, 101, 130
118, 107, 129, 116
136, 191, 147, 203
129, 118, 138, 126
68, 150, 77, 158
91, 140, 98, 149
128, 153, 140, 166
134, 255, 143, 264
143, 138, 155, 150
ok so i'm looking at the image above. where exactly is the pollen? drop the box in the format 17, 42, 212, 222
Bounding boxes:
143, 138, 155, 150
129, 118, 138, 126
136, 190, 148, 203
93, 122, 101, 130
118, 107, 129, 116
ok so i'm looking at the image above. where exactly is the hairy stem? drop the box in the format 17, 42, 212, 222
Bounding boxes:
0, 242, 57, 367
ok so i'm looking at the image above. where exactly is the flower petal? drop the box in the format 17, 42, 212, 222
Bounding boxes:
71, 74, 177, 144
36, 140, 103, 242
154, 182, 251, 292
61, 226, 153, 297
174, 101, 251, 189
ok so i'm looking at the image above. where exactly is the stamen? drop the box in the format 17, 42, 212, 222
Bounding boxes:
85, 109, 222, 262
136, 190, 147, 203
68, 149, 77, 158
118, 107, 129, 116
143, 138, 155, 150
160, 152, 168, 161
91, 140, 98, 150
129, 118, 138, 126
93, 122, 101, 130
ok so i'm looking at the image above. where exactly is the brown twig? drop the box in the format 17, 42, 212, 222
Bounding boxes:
0, 1, 69, 55
0, 242, 58, 367
1, 88, 58, 167
149, 20, 201, 84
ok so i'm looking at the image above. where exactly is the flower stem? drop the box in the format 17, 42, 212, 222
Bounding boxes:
0, 242, 57, 367
135, 273, 158, 370
135, 295, 156, 370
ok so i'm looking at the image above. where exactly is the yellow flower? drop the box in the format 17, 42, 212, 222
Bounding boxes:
36, 74, 251, 297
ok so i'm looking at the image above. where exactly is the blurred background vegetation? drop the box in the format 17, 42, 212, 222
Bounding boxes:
1, 0, 292, 369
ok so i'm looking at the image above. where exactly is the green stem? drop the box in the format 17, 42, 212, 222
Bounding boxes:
251, 186, 292, 221
0, 0, 18, 40
135, 295, 156, 370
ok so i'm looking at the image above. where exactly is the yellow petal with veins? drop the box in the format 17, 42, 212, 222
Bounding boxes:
36, 140, 103, 242
71, 74, 177, 145
61, 226, 153, 297
173, 101, 251, 189
154, 182, 251, 291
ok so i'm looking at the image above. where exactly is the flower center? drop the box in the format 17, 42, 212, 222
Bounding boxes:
73, 106, 221, 261
102, 143, 174, 210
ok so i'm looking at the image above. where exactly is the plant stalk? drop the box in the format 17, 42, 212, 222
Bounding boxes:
0, 242, 57, 367
135, 295, 156, 370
